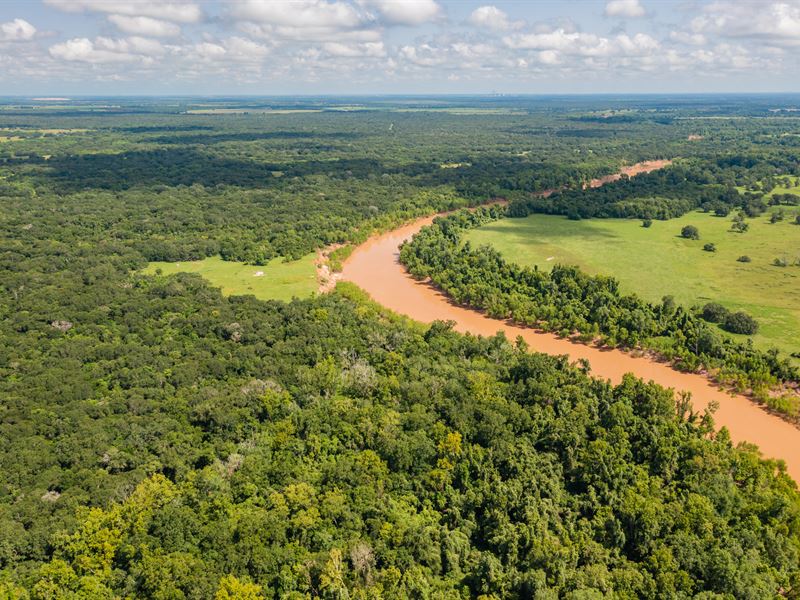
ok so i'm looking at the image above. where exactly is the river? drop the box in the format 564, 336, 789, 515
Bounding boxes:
339, 164, 800, 482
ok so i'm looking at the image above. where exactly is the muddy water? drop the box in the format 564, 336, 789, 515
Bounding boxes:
340, 209, 800, 483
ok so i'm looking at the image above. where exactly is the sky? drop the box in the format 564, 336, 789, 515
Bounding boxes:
1, 0, 800, 95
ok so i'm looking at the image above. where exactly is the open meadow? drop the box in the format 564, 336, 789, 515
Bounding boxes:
465, 209, 800, 357
143, 254, 318, 302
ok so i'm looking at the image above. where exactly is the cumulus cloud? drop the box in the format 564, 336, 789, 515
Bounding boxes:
690, 1, 800, 46
230, 0, 385, 43
231, 0, 364, 29
363, 0, 442, 26
0, 18, 36, 42
44, 0, 202, 23
468, 6, 522, 31
669, 30, 706, 46
605, 0, 646, 18
322, 41, 386, 57
107, 15, 181, 37
504, 28, 659, 58
399, 43, 446, 67
398, 38, 520, 74
49, 36, 165, 64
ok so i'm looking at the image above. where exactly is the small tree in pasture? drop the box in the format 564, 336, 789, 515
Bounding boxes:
681, 225, 700, 240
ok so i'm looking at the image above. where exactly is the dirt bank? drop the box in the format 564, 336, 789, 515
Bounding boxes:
587, 159, 672, 188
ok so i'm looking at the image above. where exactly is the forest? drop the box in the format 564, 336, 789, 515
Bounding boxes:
2, 96, 800, 598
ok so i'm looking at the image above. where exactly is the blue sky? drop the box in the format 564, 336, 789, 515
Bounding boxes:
1, 0, 799, 95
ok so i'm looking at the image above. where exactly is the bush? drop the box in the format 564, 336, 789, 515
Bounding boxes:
737, 255, 751, 263
642, 218, 652, 228
681, 225, 700, 240
722, 311, 759, 335
703, 243, 716, 252
731, 221, 749, 233
795, 214, 800, 225
701, 302, 729, 323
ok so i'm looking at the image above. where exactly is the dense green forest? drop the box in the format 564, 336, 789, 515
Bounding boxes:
2, 96, 800, 597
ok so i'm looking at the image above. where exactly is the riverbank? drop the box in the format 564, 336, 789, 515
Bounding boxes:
339, 213, 800, 480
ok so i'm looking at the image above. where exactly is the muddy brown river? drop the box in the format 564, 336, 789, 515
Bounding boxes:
340, 167, 800, 482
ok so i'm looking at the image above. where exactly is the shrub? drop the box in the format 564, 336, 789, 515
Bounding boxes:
681, 225, 700, 240
795, 214, 800, 225
701, 302, 729, 323
737, 255, 751, 263
722, 311, 759, 335
642, 218, 652, 228
703, 243, 716, 252
731, 221, 749, 233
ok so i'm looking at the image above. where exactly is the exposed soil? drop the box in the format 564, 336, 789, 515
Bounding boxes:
316, 243, 345, 293
337, 160, 800, 481
587, 159, 672, 188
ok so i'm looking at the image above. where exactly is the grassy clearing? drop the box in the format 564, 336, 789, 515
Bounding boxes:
737, 175, 800, 199
465, 210, 800, 357
143, 254, 317, 302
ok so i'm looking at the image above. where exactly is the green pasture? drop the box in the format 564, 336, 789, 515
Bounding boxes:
465, 210, 800, 356
143, 254, 318, 302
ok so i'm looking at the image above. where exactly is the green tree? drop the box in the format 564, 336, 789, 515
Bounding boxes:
722, 311, 759, 335
680, 225, 700, 240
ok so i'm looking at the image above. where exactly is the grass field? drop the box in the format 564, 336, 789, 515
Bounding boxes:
465, 210, 800, 356
143, 254, 318, 302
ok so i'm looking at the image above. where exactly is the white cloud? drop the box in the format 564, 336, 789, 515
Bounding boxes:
174, 37, 272, 67
231, 0, 386, 43
240, 21, 382, 42
504, 29, 583, 51
224, 37, 272, 61
691, 1, 800, 46
538, 50, 560, 65
604, 0, 646, 18
107, 15, 181, 37
231, 0, 364, 29
49, 35, 164, 64
363, 0, 442, 26
399, 44, 447, 67
44, 0, 202, 23
669, 30, 706, 46
504, 28, 659, 58
468, 6, 521, 31
0, 19, 36, 42
322, 41, 386, 57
